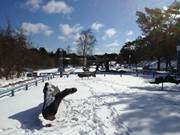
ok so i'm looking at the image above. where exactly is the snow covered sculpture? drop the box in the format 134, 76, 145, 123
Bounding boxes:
42, 82, 77, 121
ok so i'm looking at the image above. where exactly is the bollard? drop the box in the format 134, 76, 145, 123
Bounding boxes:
35, 81, 38, 86
42, 77, 44, 82
11, 90, 14, 96
25, 85, 28, 90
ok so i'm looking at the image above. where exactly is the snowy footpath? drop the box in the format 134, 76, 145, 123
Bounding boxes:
0, 74, 180, 135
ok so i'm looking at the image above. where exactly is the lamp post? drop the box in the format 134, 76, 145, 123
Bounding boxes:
177, 45, 180, 73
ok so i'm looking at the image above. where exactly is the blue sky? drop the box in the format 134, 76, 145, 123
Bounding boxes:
0, 0, 175, 54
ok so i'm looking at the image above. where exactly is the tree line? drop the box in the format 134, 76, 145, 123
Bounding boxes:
120, 1, 180, 71
0, 24, 85, 79
1, 1, 179, 79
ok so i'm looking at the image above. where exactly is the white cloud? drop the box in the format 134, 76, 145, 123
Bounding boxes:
59, 24, 74, 36
59, 24, 82, 36
104, 28, 117, 38
58, 24, 82, 43
44, 30, 54, 36
91, 22, 104, 32
43, 0, 73, 14
21, 22, 53, 36
25, 0, 42, 10
126, 30, 133, 36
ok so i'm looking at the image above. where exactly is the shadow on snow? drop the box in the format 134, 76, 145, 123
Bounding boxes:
9, 103, 43, 131
92, 88, 180, 134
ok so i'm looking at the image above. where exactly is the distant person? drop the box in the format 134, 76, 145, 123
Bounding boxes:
42, 82, 77, 121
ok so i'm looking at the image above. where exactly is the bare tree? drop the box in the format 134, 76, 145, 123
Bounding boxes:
76, 29, 96, 66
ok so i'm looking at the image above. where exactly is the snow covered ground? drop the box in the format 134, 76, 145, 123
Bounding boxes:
0, 74, 180, 135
